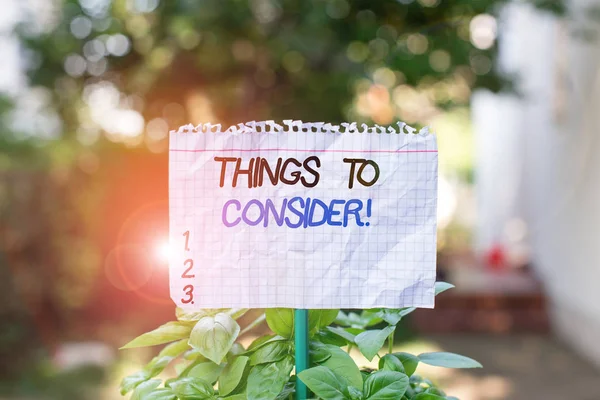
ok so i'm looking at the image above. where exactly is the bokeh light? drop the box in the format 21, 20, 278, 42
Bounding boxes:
326, 0, 350, 19
106, 34, 131, 56
82, 82, 145, 142
429, 50, 451, 72
470, 14, 497, 50
346, 41, 369, 63
406, 33, 429, 55
70, 15, 93, 39
64, 53, 87, 77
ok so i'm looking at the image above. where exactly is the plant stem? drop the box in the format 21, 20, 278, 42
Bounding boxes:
388, 332, 394, 354
294, 309, 309, 400
347, 344, 354, 354
239, 313, 266, 336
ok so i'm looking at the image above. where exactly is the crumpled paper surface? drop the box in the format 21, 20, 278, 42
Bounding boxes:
169, 121, 437, 309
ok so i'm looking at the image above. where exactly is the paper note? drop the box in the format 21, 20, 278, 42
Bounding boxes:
169, 121, 438, 309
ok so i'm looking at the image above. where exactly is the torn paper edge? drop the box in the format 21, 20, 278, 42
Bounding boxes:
170, 120, 431, 136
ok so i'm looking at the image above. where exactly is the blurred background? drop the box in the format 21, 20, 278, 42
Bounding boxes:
2, 0, 600, 399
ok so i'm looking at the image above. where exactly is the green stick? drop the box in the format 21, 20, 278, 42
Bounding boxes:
294, 309, 309, 400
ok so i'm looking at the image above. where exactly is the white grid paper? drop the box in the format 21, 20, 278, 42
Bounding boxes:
169, 123, 438, 309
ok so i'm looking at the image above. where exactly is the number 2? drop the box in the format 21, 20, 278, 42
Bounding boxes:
181, 285, 194, 304
182, 259, 195, 278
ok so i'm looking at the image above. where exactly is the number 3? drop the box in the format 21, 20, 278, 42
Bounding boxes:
181, 285, 194, 304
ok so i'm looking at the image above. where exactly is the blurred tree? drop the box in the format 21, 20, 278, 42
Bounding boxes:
19, 0, 524, 140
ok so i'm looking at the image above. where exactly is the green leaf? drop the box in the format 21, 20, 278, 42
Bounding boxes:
314, 328, 348, 347
361, 310, 384, 327
355, 326, 395, 361
168, 376, 214, 399
308, 309, 339, 333
413, 394, 446, 400
298, 366, 350, 400
187, 361, 224, 384
189, 313, 240, 364
418, 352, 482, 369
249, 340, 289, 365
144, 388, 177, 400
222, 395, 247, 400
265, 309, 294, 338
317, 344, 363, 389
247, 357, 294, 400
183, 348, 208, 361
145, 356, 175, 378
247, 334, 276, 350
335, 311, 364, 328
274, 382, 295, 400
335, 311, 381, 329
219, 356, 250, 396
434, 282, 455, 296
121, 321, 193, 349
378, 354, 405, 373
176, 308, 248, 322
325, 326, 357, 344
334, 311, 351, 326
346, 328, 365, 336
176, 308, 228, 321
159, 339, 190, 358
391, 353, 419, 377
378, 310, 402, 326
144, 340, 191, 377
174, 361, 192, 376
378, 308, 416, 325
131, 379, 161, 400
309, 343, 332, 364
321, 309, 340, 327
347, 386, 364, 400
228, 343, 245, 358
120, 370, 151, 395
246, 336, 289, 354
363, 371, 409, 399
424, 387, 446, 396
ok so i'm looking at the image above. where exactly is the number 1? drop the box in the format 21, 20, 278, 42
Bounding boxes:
183, 230, 190, 251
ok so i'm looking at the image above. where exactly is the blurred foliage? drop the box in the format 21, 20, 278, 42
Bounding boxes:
0, 363, 105, 399
18, 0, 521, 136
0, 156, 103, 376
531, 0, 567, 15
0, 0, 566, 394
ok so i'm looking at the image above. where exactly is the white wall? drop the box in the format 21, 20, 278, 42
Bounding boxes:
474, 0, 600, 365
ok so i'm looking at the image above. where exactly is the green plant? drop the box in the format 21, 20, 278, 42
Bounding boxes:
119, 282, 480, 399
